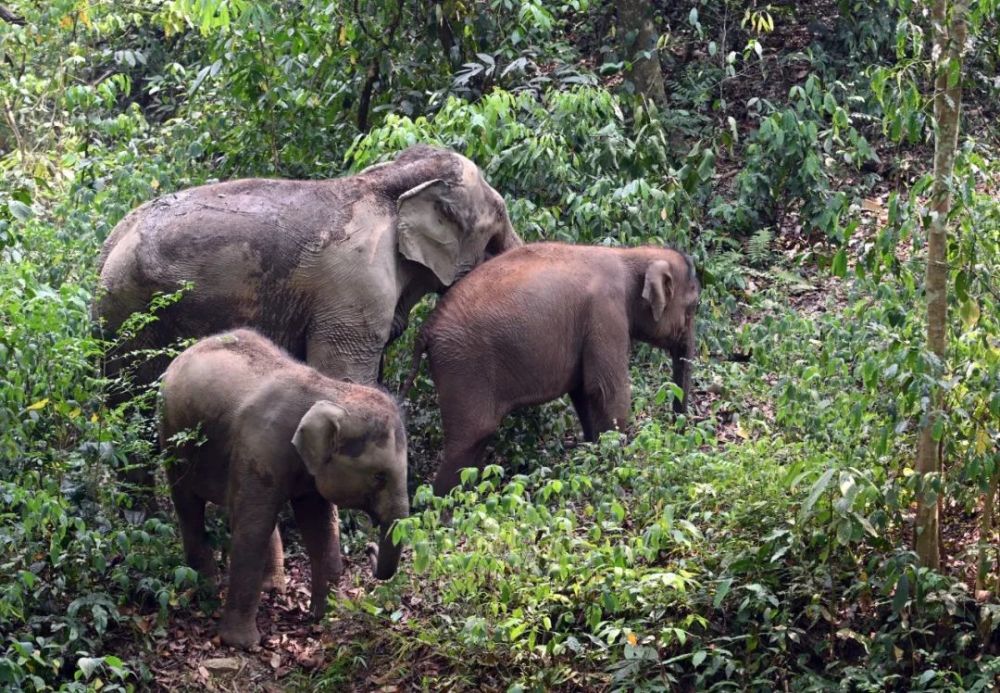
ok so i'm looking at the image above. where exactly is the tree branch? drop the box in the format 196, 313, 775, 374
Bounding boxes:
354, 0, 404, 133
0, 5, 24, 25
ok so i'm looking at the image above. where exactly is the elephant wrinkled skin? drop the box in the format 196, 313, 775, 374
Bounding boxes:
95, 144, 518, 557
402, 242, 700, 495
96, 145, 520, 388
159, 329, 409, 648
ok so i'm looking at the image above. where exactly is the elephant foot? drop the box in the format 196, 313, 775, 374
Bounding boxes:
187, 552, 222, 589
261, 571, 287, 595
310, 596, 328, 621
218, 616, 261, 649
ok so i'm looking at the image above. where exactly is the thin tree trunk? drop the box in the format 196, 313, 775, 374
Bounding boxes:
914, 0, 969, 570
433, 1, 460, 68
977, 469, 998, 594
617, 0, 667, 105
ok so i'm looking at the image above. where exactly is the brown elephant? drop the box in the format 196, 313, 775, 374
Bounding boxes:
401, 242, 700, 495
159, 329, 408, 648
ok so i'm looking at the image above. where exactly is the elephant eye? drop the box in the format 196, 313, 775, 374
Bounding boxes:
374, 471, 388, 486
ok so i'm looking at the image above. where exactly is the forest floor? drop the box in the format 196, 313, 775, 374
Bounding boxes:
117, 227, 992, 690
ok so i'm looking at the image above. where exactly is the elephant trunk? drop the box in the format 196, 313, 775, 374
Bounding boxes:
373, 501, 408, 580
671, 327, 696, 414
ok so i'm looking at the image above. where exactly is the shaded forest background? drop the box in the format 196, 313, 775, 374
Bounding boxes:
1, 0, 998, 690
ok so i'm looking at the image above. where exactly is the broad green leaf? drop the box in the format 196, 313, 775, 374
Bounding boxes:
8, 200, 33, 221
831, 249, 847, 277
713, 578, 733, 609
800, 467, 835, 521
892, 572, 910, 614
77, 657, 102, 679
960, 298, 980, 328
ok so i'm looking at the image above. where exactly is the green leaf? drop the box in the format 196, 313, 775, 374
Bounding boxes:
799, 467, 835, 522
713, 578, 733, 609
831, 249, 847, 277
959, 298, 980, 328
77, 657, 102, 679
7, 200, 33, 221
892, 571, 910, 614
691, 650, 707, 667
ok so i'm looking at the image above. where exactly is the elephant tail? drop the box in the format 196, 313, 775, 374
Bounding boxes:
399, 332, 427, 399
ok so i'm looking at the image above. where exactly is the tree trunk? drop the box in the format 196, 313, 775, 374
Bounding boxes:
914, 0, 968, 570
617, 0, 666, 105
976, 468, 998, 594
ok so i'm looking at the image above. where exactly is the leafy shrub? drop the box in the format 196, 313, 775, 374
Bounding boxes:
712, 74, 878, 239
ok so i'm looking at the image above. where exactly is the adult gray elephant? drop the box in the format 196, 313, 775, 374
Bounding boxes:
94, 144, 522, 387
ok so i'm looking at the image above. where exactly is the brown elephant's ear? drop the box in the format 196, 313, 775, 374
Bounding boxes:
641, 260, 676, 321
396, 179, 463, 287
292, 400, 347, 477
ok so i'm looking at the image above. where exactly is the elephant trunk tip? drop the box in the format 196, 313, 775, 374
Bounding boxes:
372, 511, 406, 580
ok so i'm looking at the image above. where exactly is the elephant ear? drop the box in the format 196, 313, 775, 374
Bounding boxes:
641, 260, 676, 322
396, 179, 463, 287
291, 400, 347, 477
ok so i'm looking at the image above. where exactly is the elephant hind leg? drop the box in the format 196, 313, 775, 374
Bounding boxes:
291, 494, 339, 620
219, 494, 281, 648
169, 482, 217, 580
569, 388, 597, 443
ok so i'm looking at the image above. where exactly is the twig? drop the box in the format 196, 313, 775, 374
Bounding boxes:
1, 94, 27, 161
0, 4, 25, 25
354, 0, 404, 133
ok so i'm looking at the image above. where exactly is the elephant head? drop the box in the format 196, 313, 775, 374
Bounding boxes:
291, 400, 409, 579
638, 251, 700, 413
387, 146, 521, 289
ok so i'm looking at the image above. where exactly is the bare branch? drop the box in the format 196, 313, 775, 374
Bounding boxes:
0, 5, 25, 25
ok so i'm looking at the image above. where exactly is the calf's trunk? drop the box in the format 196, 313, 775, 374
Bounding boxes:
671, 328, 696, 414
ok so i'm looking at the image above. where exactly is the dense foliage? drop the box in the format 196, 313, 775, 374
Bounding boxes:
1, 0, 997, 690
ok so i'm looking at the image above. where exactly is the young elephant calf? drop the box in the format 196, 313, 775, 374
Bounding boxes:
159, 329, 409, 648
402, 242, 700, 495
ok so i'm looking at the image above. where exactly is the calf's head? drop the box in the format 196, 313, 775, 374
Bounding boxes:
291, 400, 409, 579
636, 249, 701, 413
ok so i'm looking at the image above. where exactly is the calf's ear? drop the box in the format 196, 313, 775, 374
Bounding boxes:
292, 401, 348, 477
641, 260, 675, 321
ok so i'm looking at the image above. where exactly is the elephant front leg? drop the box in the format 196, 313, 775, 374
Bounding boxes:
433, 406, 499, 495
580, 330, 632, 437
219, 497, 281, 648
583, 384, 632, 438
306, 330, 384, 385
291, 494, 340, 620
